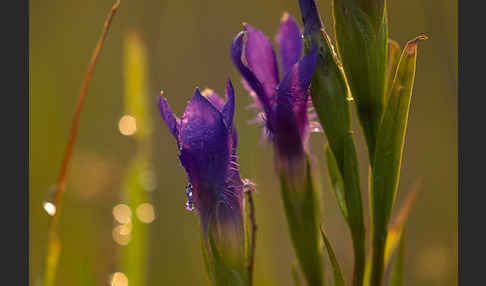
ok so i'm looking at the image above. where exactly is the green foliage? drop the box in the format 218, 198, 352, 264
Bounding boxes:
118, 32, 154, 286
300, 2, 365, 284
201, 223, 248, 286
280, 157, 323, 286
385, 40, 401, 102
369, 35, 426, 286
332, 0, 388, 159
325, 145, 347, 219
320, 226, 345, 286
43, 235, 61, 286
389, 234, 405, 286
299, 1, 425, 286
291, 262, 303, 286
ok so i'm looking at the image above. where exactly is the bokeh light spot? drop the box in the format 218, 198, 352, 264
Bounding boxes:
113, 204, 132, 224
136, 203, 155, 223
110, 272, 128, 286
112, 225, 131, 246
118, 115, 137, 136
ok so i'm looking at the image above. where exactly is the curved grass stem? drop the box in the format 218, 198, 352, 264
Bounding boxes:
42, 2, 121, 285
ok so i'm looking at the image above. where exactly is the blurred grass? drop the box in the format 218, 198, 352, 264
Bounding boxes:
30, 0, 457, 285
116, 31, 153, 286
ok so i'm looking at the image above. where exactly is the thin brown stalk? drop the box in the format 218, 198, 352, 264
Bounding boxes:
246, 191, 257, 286
42, 1, 121, 286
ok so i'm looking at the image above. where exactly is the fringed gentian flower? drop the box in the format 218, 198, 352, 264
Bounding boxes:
158, 79, 248, 286
231, 14, 323, 286
231, 13, 319, 178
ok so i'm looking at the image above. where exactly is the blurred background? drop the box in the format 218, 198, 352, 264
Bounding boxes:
30, 0, 457, 285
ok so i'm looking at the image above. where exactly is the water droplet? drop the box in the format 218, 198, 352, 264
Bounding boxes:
43, 185, 57, 216
346, 96, 354, 102
185, 201, 194, 212
43, 201, 56, 216
185, 185, 193, 198
184, 183, 194, 211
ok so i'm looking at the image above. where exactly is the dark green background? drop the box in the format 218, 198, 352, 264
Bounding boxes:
30, 0, 457, 285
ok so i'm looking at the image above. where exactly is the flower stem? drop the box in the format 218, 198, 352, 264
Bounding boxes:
245, 191, 257, 286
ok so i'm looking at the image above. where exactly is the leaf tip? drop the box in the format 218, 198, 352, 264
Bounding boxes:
405, 35, 428, 54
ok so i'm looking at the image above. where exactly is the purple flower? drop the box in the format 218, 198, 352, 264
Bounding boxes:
157, 79, 245, 251
231, 13, 319, 175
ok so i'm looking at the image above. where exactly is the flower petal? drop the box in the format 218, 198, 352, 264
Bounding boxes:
222, 79, 235, 130
275, 46, 318, 156
201, 88, 225, 111
244, 23, 280, 100
157, 92, 180, 140
179, 89, 230, 199
276, 13, 303, 76
231, 31, 273, 125
298, 0, 323, 35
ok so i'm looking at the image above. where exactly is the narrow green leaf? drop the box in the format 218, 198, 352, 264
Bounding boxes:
389, 234, 405, 286
325, 144, 347, 220
332, 0, 388, 159
369, 35, 426, 286
291, 262, 302, 286
123, 31, 152, 143
43, 236, 61, 286
385, 39, 401, 102
280, 157, 323, 286
298, 1, 366, 284
320, 226, 345, 286
119, 31, 154, 286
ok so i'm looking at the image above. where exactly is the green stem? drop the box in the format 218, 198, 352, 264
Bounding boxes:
279, 157, 323, 286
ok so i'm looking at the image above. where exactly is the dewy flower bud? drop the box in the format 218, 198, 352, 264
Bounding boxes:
158, 79, 248, 286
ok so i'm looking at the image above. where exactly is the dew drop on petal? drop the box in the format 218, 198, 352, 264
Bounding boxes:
184, 183, 195, 211
185, 201, 194, 212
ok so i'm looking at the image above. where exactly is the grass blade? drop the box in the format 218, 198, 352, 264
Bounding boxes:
389, 234, 405, 286
325, 144, 347, 220
42, 2, 120, 285
369, 35, 427, 286
385, 39, 401, 102
320, 225, 345, 286
117, 31, 154, 286
291, 262, 302, 286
